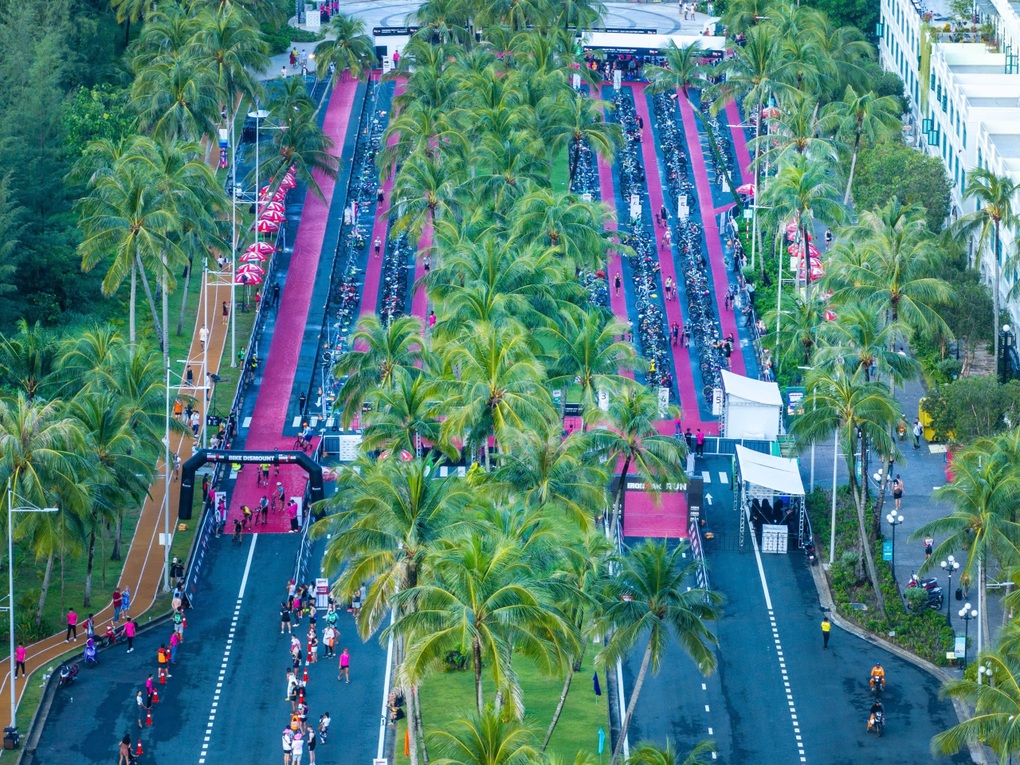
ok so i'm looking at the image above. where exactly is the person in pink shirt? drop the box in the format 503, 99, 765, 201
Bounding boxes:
145, 674, 155, 708
14, 644, 26, 678
65, 609, 78, 642
125, 618, 136, 653
169, 630, 180, 664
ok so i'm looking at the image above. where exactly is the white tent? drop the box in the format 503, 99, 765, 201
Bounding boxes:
735, 445, 806, 553
721, 370, 783, 441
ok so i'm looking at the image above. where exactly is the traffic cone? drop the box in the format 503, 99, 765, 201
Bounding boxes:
136, 739, 144, 756
182, 614, 187, 630
152, 688, 159, 704
303, 666, 308, 683
159, 668, 166, 684
146, 708, 153, 726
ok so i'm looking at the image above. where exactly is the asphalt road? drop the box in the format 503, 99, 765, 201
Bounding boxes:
622, 455, 970, 764
35, 532, 387, 764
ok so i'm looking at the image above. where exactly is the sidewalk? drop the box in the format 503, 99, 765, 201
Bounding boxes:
0, 248, 234, 731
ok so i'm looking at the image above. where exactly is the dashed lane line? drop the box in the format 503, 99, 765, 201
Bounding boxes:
198, 534, 258, 765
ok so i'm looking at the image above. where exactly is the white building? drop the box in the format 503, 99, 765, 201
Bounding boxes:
879, 0, 1020, 322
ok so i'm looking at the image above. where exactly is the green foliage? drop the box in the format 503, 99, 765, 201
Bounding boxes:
62, 84, 135, 159
854, 141, 951, 232
806, 486, 954, 663
921, 376, 1020, 443
260, 22, 322, 55
803, 0, 879, 37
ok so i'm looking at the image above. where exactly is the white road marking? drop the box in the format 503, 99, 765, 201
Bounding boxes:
196, 534, 257, 759
701, 471, 711, 483
719, 472, 729, 484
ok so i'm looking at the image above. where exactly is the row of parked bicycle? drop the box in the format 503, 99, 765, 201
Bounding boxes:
651, 93, 727, 400
570, 141, 611, 310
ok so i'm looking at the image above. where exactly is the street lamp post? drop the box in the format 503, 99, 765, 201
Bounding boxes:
941, 555, 960, 626
886, 511, 904, 570
829, 426, 838, 565
5, 482, 57, 730
959, 603, 978, 670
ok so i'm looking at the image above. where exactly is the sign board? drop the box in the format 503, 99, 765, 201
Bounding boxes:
373, 26, 418, 35
305, 10, 320, 31
882, 541, 893, 561
657, 387, 670, 418
954, 635, 966, 658
711, 386, 724, 416
572, 72, 581, 90
206, 449, 300, 465
743, 208, 753, 220
629, 193, 641, 222
335, 435, 363, 462
786, 387, 805, 417
613, 69, 622, 91
315, 577, 330, 609
598, 389, 609, 412
761, 524, 788, 554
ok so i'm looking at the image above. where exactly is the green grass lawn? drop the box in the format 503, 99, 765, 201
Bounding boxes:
551, 148, 571, 192
394, 652, 607, 764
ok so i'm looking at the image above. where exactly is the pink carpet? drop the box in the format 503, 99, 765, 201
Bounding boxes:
629, 84, 705, 423
232, 77, 359, 533
595, 86, 634, 379
676, 89, 747, 376
725, 100, 754, 185
622, 488, 688, 538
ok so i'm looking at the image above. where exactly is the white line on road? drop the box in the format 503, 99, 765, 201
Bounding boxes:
719, 472, 729, 484
376, 607, 396, 761
198, 534, 258, 765
701, 471, 711, 483
748, 521, 807, 762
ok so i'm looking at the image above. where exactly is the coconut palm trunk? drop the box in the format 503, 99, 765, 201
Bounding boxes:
993, 221, 1001, 362
84, 528, 96, 608
35, 552, 54, 626
542, 642, 587, 751
135, 253, 164, 352
405, 681, 420, 765
129, 262, 137, 345
608, 455, 632, 540
610, 636, 653, 765
843, 127, 862, 205
473, 635, 484, 714
850, 471, 886, 619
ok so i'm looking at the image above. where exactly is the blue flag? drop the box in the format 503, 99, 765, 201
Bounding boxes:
598, 727, 606, 755
593, 671, 602, 697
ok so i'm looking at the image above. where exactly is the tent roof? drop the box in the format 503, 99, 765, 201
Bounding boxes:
722, 370, 783, 407
736, 445, 805, 496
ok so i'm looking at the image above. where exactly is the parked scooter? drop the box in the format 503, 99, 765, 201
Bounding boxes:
803, 537, 817, 565
57, 662, 79, 688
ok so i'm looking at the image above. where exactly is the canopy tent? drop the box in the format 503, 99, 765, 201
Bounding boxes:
735, 445, 807, 554
721, 370, 783, 440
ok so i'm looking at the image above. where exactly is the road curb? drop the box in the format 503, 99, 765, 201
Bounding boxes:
809, 562, 986, 764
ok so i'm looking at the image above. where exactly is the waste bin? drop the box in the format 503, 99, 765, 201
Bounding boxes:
4, 726, 19, 750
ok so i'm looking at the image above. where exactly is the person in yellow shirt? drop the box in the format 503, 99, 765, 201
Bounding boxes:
870, 663, 886, 692
821, 616, 831, 650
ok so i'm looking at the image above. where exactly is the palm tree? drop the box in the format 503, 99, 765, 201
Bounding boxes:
586, 386, 688, 539
597, 540, 721, 765
0, 393, 91, 622
132, 56, 222, 143
914, 434, 1020, 653
429, 710, 540, 765
543, 91, 621, 185
314, 13, 377, 81
826, 199, 953, 339
331, 315, 424, 427
391, 533, 574, 716
539, 306, 637, 423
408, 0, 470, 45
821, 86, 901, 204
438, 323, 555, 467
813, 304, 921, 385
792, 366, 899, 617
110, 0, 156, 45
763, 293, 823, 369
932, 646, 1020, 761
754, 92, 835, 165
626, 741, 716, 765
762, 153, 844, 305
956, 167, 1020, 361
0, 319, 59, 401
361, 367, 448, 459
510, 189, 614, 271
390, 151, 459, 240
76, 153, 179, 347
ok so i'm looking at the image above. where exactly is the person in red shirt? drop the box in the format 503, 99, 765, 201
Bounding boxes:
15, 644, 26, 678
113, 588, 123, 623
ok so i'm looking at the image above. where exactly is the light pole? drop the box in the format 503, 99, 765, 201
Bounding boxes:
5, 481, 57, 730
829, 426, 838, 565
941, 555, 960, 626
978, 662, 993, 686
886, 511, 904, 570
240, 108, 270, 367
959, 603, 978, 670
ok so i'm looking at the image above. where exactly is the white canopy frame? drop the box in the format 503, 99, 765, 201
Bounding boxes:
735, 445, 806, 553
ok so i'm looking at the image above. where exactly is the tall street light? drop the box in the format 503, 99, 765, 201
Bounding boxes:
5, 482, 57, 730
959, 603, 978, 670
886, 511, 904, 570
941, 555, 960, 626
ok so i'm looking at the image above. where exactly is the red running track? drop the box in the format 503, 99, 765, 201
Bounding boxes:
622, 489, 688, 539
231, 77, 359, 533
675, 88, 748, 376
725, 99, 754, 185
628, 84, 706, 425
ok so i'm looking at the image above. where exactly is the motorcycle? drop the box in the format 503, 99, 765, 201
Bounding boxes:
906, 575, 944, 610
868, 710, 885, 737
803, 537, 817, 565
57, 662, 79, 688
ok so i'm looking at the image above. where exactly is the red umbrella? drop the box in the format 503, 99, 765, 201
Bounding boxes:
262, 201, 285, 214
784, 222, 812, 241
762, 106, 781, 119
736, 183, 755, 196
246, 242, 275, 255
237, 263, 265, 276
824, 309, 837, 321
240, 251, 267, 263
256, 218, 279, 233
260, 209, 285, 223
787, 243, 821, 258
235, 272, 263, 285
280, 175, 297, 190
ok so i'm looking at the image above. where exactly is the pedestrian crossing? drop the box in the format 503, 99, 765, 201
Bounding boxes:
699, 471, 730, 485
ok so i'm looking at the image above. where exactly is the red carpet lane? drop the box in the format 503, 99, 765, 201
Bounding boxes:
231, 77, 359, 533
725, 99, 754, 185
629, 83, 707, 425
676, 88, 748, 376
